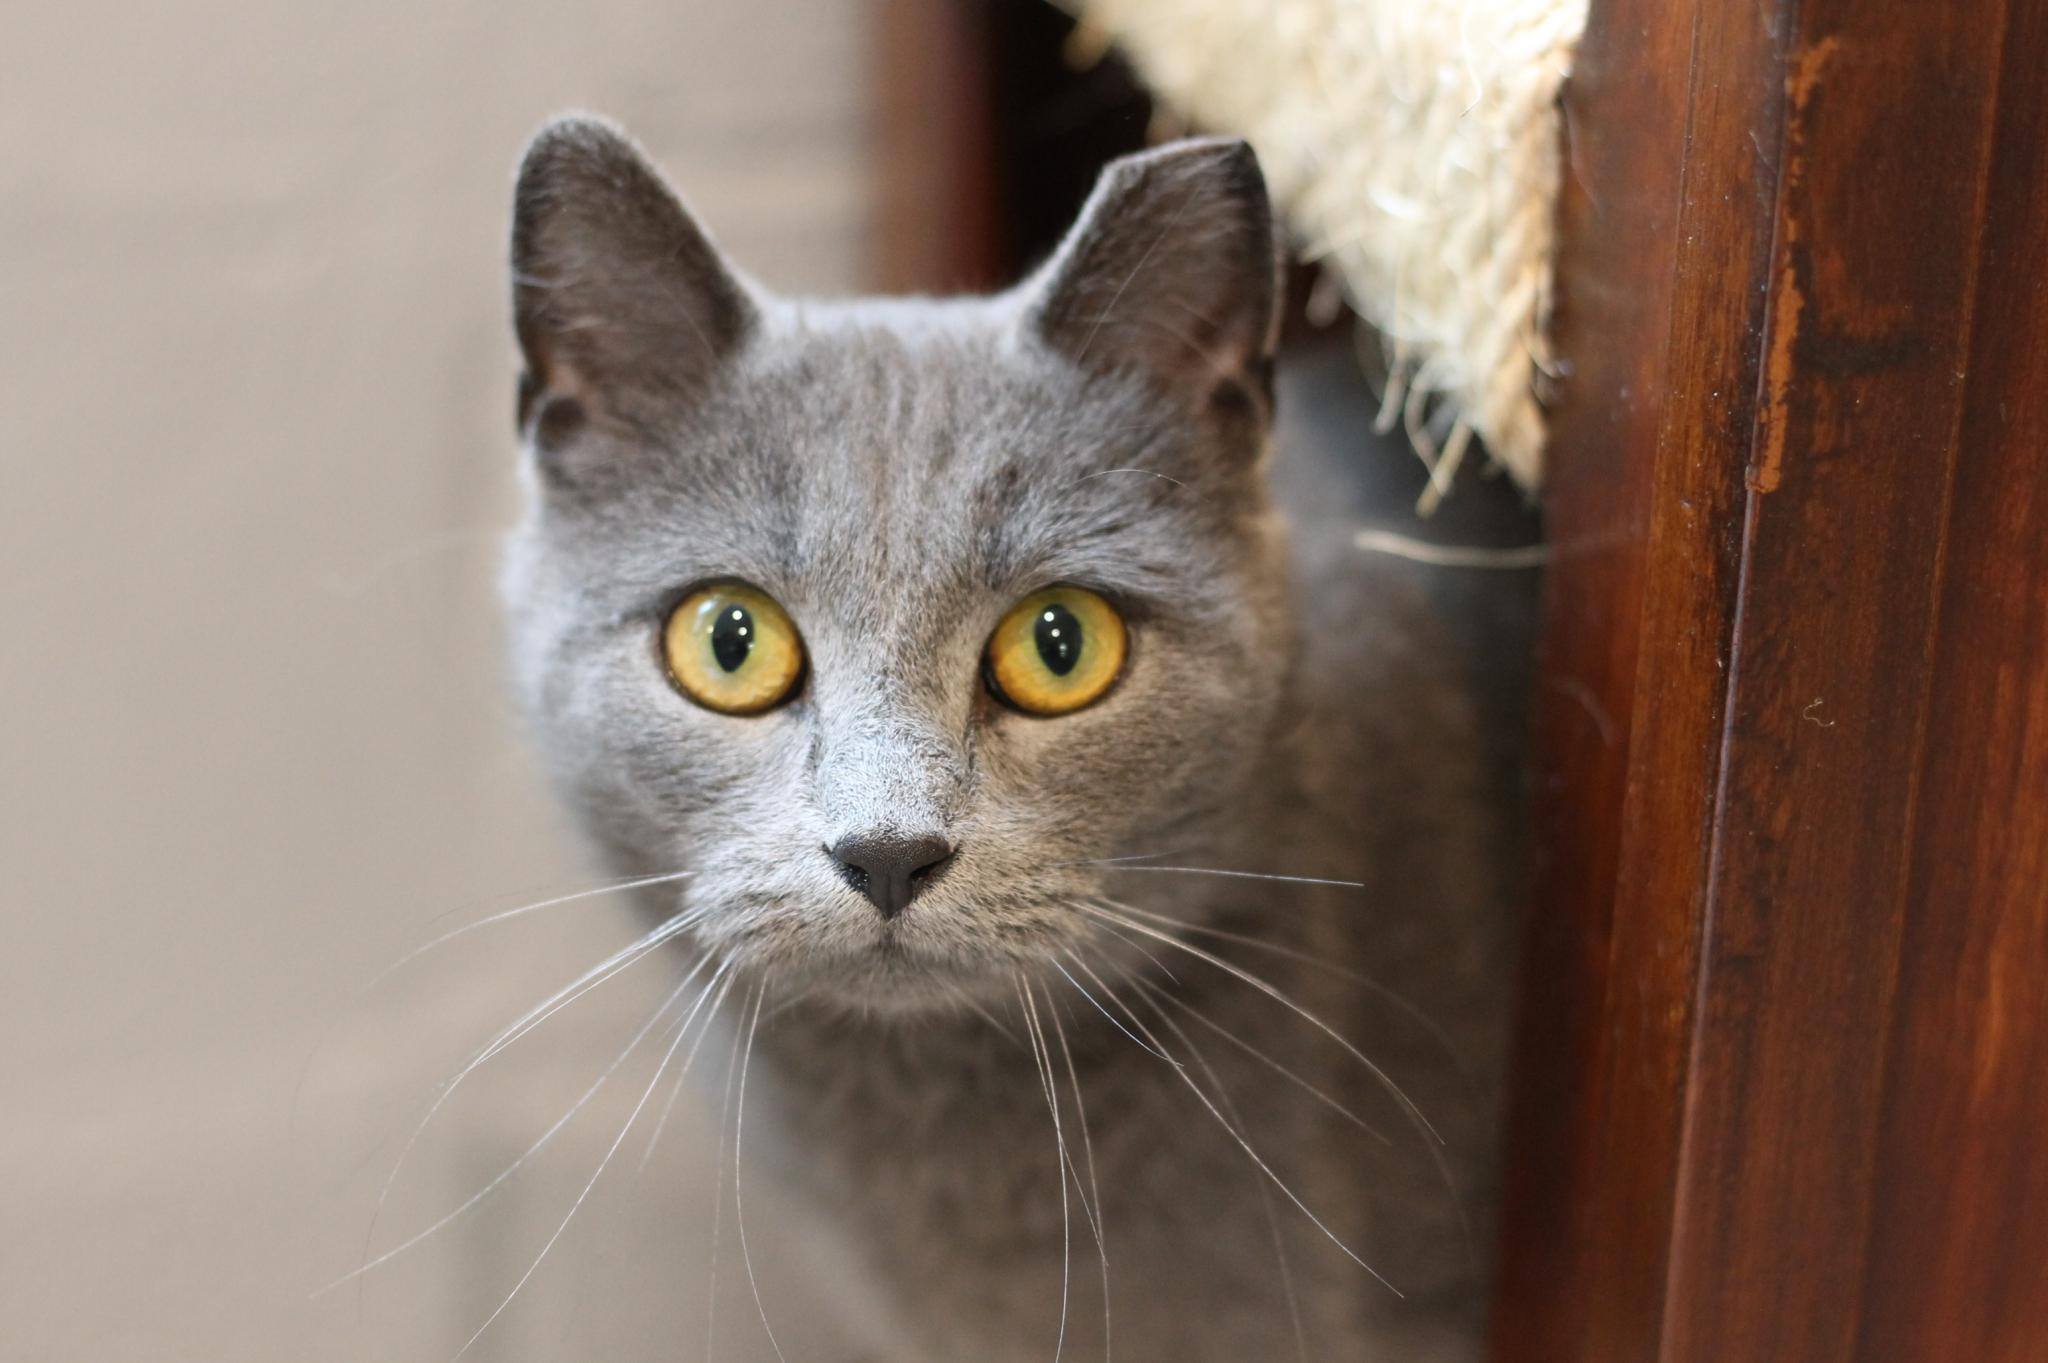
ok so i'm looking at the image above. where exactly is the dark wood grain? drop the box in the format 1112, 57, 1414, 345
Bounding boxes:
1658, 1, 2008, 1355
1487, 0, 1712, 1352
1854, 7, 2048, 1354
1494, 0, 2048, 1358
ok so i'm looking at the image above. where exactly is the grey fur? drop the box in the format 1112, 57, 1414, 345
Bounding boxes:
502, 114, 1515, 1361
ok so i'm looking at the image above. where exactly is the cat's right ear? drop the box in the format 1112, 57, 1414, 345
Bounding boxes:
510, 114, 753, 463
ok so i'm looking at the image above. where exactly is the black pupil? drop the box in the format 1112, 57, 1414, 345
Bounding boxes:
711, 605, 754, 673
1034, 603, 1083, 676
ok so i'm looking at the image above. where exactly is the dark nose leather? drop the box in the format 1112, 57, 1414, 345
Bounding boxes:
829, 832, 954, 919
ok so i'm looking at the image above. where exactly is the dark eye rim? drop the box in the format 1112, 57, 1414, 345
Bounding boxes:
981, 584, 1132, 718
656, 577, 809, 715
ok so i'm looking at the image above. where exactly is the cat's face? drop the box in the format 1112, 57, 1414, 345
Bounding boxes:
502, 117, 1286, 1011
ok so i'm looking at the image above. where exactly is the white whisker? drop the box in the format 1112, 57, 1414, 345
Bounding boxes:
357, 911, 703, 1297
704, 983, 750, 1363
1048, 843, 1179, 863
1072, 910, 1181, 985
1090, 901, 1478, 1263
734, 980, 788, 1363
1132, 974, 1391, 1147
316, 954, 718, 1298
1099, 865, 1365, 889
1018, 978, 1073, 1363
289, 870, 695, 1146
1126, 974, 1311, 1361
638, 963, 740, 1173
1077, 947, 1402, 1298
452, 965, 710, 1359
1049, 994, 1112, 1363
1054, 952, 1176, 1064
1079, 902, 1442, 1147
935, 977, 1025, 1045
1103, 899, 1467, 1075
373, 870, 696, 986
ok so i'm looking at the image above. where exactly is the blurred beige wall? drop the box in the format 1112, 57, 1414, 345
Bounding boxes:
0, 3, 877, 1357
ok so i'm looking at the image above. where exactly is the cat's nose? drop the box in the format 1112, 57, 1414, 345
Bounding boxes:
828, 832, 955, 920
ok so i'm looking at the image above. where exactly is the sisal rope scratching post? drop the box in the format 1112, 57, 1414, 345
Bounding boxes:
1071, 0, 1588, 505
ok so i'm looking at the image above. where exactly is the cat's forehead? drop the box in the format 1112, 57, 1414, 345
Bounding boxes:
739, 308, 1119, 486
635, 315, 1227, 608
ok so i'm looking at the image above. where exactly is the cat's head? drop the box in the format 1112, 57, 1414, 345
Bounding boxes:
502, 115, 1288, 1012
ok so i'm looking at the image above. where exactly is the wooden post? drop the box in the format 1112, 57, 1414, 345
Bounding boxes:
1493, 0, 2048, 1359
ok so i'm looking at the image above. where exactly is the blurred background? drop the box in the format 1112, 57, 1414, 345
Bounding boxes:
0, 4, 1116, 1358
0, 2, 1531, 1358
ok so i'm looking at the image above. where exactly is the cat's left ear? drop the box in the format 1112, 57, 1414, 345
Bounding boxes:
1025, 138, 1280, 423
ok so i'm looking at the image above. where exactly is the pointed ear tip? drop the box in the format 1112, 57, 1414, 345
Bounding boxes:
1194, 138, 1268, 206
1086, 139, 1272, 234
1180, 134, 1261, 166
511, 114, 678, 265
513, 112, 647, 196
525, 110, 628, 152
1110, 136, 1264, 184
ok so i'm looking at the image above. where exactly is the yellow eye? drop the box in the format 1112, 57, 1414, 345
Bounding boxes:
662, 582, 805, 715
986, 586, 1127, 716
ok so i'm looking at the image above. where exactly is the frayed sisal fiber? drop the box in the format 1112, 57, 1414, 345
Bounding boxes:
1072, 0, 1587, 500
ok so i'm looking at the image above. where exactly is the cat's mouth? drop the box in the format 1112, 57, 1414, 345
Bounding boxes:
721, 893, 1075, 1010
683, 867, 1096, 1010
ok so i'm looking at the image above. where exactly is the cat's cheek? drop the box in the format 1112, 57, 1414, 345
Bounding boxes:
970, 701, 1164, 843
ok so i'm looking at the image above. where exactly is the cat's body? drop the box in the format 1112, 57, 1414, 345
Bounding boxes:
501, 116, 1518, 1360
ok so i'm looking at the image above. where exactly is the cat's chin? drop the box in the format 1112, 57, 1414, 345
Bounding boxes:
767, 937, 1042, 1018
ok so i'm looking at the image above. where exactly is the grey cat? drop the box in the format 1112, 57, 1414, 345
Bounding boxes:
501, 114, 1518, 1361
